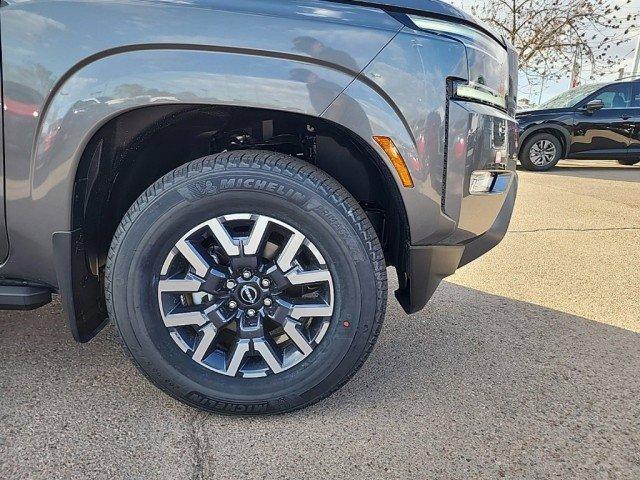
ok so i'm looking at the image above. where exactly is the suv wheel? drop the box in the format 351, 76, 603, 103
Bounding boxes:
105, 150, 387, 414
520, 133, 562, 171
616, 158, 639, 165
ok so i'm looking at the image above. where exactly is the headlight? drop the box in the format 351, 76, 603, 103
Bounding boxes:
407, 15, 508, 110
407, 15, 501, 49
409, 16, 481, 40
454, 81, 507, 109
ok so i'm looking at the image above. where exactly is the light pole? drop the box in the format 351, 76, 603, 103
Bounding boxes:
633, 35, 640, 76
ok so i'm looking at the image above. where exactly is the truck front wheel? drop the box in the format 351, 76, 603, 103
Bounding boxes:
105, 150, 387, 414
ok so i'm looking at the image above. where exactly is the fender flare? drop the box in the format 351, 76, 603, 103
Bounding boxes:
32, 47, 359, 214
32, 47, 412, 341
31, 46, 416, 240
519, 123, 572, 157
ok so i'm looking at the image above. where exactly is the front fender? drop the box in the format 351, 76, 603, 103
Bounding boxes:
0, 0, 400, 287
15, 49, 361, 286
324, 28, 469, 246
36, 46, 362, 214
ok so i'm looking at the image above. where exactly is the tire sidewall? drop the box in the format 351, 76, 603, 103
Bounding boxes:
616, 158, 640, 166
109, 165, 380, 413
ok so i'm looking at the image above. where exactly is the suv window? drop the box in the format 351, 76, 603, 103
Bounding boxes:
588, 83, 632, 109
632, 83, 640, 108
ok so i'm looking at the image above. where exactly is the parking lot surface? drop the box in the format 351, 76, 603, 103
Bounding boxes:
1, 160, 638, 479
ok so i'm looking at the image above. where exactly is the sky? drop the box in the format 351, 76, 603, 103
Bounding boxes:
448, 0, 640, 104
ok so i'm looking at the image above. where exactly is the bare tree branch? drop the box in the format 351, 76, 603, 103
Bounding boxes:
468, 0, 637, 82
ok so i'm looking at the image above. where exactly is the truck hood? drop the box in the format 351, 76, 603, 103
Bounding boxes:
3, 0, 484, 24
5, 0, 478, 25
333, 0, 479, 23
323, 0, 503, 45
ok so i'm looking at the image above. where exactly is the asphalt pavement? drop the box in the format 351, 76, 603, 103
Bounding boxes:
1, 160, 638, 479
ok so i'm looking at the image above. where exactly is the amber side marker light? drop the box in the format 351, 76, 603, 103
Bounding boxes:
373, 136, 414, 188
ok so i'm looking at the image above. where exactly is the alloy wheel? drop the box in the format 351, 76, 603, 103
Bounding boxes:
529, 139, 557, 167
157, 214, 334, 378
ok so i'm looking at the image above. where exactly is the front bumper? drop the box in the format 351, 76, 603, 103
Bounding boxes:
395, 173, 517, 314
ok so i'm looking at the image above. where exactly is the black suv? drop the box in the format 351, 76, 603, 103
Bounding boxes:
517, 79, 640, 170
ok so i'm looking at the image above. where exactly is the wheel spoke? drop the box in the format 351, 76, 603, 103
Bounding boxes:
192, 323, 218, 363
243, 215, 270, 256
199, 267, 229, 295
164, 309, 208, 328
203, 303, 234, 328
290, 302, 333, 320
226, 338, 251, 376
253, 338, 284, 374
283, 319, 313, 355
206, 218, 240, 257
269, 298, 333, 322
158, 278, 201, 293
286, 268, 331, 286
175, 239, 210, 278
276, 231, 305, 272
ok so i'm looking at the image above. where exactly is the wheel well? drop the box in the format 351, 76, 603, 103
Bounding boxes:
521, 128, 567, 158
73, 105, 409, 278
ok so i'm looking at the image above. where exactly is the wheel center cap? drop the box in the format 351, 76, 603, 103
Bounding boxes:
238, 284, 260, 305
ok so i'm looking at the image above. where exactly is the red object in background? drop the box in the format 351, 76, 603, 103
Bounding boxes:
453, 136, 466, 160
4, 98, 38, 117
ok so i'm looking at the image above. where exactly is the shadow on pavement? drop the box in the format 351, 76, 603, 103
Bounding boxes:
517, 160, 640, 183
0, 281, 638, 479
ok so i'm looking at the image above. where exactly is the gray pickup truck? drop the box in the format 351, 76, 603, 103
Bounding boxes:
0, 0, 518, 413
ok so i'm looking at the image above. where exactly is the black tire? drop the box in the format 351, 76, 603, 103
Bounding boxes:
616, 158, 640, 165
105, 150, 387, 414
519, 132, 562, 171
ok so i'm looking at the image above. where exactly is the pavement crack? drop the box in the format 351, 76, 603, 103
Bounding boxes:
509, 226, 640, 233
189, 411, 206, 480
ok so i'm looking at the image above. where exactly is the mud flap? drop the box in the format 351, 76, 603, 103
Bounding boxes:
395, 244, 464, 314
52, 229, 108, 342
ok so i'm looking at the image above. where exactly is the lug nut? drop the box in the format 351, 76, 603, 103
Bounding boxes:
226, 280, 236, 290
242, 269, 252, 280
260, 277, 271, 288
247, 309, 256, 317
228, 300, 237, 309
263, 297, 272, 307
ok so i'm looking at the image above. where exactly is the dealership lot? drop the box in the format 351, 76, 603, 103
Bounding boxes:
1, 160, 638, 479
